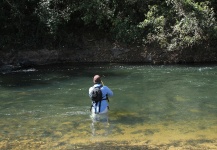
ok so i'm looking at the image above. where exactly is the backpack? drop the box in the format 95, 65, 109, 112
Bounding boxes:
90, 86, 102, 102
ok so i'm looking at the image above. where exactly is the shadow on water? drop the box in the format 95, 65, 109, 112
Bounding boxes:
155, 139, 217, 150
72, 138, 217, 150
66, 138, 216, 150
72, 143, 156, 150
0, 63, 127, 88
110, 111, 150, 125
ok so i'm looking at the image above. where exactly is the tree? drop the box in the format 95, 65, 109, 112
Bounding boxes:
1, 0, 216, 52
139, 0, 217, 51
0, 0, 43, 50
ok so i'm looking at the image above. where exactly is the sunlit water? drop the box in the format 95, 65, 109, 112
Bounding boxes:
0, 63, 217, 149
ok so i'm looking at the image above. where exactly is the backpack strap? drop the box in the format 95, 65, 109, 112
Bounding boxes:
89, 101, 101, 114
98, 101, 102, 114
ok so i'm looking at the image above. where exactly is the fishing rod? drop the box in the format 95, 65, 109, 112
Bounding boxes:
101, 76, 109, 102
101, 75, 105, 86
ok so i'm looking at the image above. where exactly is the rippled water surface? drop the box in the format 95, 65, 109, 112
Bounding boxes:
0, 63, 217, 149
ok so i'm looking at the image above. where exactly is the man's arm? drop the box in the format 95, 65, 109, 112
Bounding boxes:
104, 86, 113, 97
89, 87, 93, 98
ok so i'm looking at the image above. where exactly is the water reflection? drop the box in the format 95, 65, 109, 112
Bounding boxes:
90, 111, 110, 137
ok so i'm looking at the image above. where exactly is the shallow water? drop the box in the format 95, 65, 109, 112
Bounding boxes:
0, 63, 217, 149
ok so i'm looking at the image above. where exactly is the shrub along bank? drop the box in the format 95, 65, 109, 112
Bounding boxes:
0, 0, 217, 67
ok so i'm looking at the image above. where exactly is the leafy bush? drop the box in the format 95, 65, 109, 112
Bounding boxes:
0, 0, 216, 52
139, 0, 217, 51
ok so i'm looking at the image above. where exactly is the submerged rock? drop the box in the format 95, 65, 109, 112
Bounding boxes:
0, 65, 17, 73
17, 59, 35, 68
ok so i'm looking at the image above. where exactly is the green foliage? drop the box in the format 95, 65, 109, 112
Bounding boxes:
111, 18, 143, 44
139, 0, 217, 51
108, 0, 147, 44
0, 0, 55, 50
36, 0, 72, 34
138, 5, 167, 48
74, 0, 145, 44
79, 0, 114, 25
0, 0, 216, 52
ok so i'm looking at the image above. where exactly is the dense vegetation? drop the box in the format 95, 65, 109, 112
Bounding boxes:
1, 0, 217, 52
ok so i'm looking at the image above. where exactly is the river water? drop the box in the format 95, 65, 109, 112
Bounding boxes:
0, 63, 216, 149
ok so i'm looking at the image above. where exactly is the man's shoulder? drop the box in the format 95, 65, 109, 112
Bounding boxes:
101, 85, 110, 90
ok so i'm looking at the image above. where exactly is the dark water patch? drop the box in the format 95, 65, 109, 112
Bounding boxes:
111, 112, 148, 125
144, 129, 160, 136
186, 139, 215, 146
74, 143, 156, 150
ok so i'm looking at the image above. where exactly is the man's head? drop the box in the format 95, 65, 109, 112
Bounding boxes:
93, 75, 101, 84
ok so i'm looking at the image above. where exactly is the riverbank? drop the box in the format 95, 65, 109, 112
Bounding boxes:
1, 36, 217, 73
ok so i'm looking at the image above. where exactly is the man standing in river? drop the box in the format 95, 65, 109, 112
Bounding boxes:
89, 75, 113, 122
